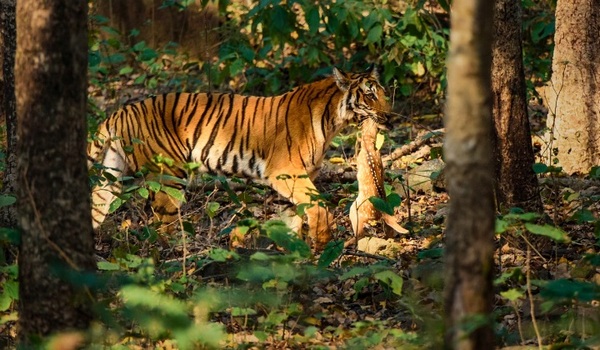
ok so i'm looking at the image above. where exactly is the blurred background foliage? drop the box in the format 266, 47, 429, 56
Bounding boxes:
88, 0, 556, 124
88, 0, 453, 118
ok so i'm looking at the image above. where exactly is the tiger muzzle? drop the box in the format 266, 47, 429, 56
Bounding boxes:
369, 113, 391, 130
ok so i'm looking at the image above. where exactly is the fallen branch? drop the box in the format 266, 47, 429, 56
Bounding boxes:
342, 248, 396, 262
383, 128, 445, 163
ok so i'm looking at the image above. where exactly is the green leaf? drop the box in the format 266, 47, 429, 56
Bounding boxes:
103, 53, 126, 64
387, 193, 402, 208
209, 248, 239, 262
306, 6, 320, 35
2, 280, 18, 300
340, 266, 369, 280
100, 25, 120, 37
570, 209, 596, 223
182, 221, 195, 235
317, 240, 344, 268
366, 24, 383, 44
206, 202, 220, 219
500, 288, 525, 301
134, 73, 147, 85
532, 163, 548, 174
97, 261, 121, 271
417, 248, 443, 260
89, 51, 101, 67
369, 197, 393, 215
132, 40, 148, 51
0, 227, 20, 245
374, 270, 403, 296
0, 293, 12, 312
137, 187, 149, 199
353, 277, 370, 295
589, 166, 600, 179
540, 279, 600, 302
503, 212, 540, 222
120, 285, 189, 328
271, 5, 292, 36
139, 226, 158, 243
109, 198, 125, 214
524, 223, 570, 243
494, 268, 523, 286
296, 203, 312, 217
161, 187, 186, 203
264, 221, 310, 258
0, 280, 18, 311
0, 195, 16, 208
495, 218, 509, 234
230, 307, 257, 317
119, 66, 134, 75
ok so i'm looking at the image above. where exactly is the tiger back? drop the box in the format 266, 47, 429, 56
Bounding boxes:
89, 67, 390, 250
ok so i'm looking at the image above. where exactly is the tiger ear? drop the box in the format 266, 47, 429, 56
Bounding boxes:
368, 65, 380, 80
333, 67, 350, 91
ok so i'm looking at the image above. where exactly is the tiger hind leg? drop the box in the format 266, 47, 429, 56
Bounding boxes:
148, 178, 185, 235
91, 145, 126, 231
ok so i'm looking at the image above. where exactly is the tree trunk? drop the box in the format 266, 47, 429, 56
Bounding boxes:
491, 0, 542, 213
443, 0, 495, 348
16, 0, 95, 343
0, 0, 17, 230
544, 0, 600, 174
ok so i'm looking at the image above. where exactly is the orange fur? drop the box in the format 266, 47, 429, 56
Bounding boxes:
89, 67, 390, 250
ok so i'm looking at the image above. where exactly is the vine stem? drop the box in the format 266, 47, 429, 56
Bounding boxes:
526, 245, 543, 348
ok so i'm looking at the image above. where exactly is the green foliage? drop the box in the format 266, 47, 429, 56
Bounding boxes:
0, 195, 16, 208
522, 0, 556, 97
76, 1, 600, 348
340, 263, 404, 299
369, 192, 402, 216
210, 0, 448, 97
0, 263, 18, 313
496, 210, 571, 243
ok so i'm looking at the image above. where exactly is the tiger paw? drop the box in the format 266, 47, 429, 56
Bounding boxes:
306, 206, 334, 251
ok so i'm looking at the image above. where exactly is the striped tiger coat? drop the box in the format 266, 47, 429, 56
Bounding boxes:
88, 67, 390, 249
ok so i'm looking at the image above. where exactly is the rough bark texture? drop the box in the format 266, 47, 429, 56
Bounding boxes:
16, 0, 95, 342
491, 0, 541, 213
0, 0, 17, 229
443, 0, 495, 348
544, 0, 600, 174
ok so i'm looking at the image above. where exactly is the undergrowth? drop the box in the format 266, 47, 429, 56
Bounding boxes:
1, 0, 600, 349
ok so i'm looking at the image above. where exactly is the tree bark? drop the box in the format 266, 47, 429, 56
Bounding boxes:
443, 0, 495, 348
491, 0, 542, 213
0, 0, 17, 229
544, 0, 600, 174
16, 0, 95, 342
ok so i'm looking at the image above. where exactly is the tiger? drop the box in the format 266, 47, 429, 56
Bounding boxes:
347, 118, 408, 248
88, 66, 391, 250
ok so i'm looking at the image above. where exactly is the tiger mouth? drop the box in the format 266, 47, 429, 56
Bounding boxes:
358, 113, 391, 130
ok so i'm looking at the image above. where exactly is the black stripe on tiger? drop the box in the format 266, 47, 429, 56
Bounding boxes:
88, 67, 392, 245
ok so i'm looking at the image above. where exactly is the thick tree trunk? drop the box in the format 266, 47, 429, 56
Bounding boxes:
0, 0, 17, 229
16, 0, 95, 342
443, 0, 495, 348
491, 0, 542, 213
544, 0, 600, 174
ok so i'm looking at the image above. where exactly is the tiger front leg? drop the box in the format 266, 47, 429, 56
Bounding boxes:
268, 174, 333, 251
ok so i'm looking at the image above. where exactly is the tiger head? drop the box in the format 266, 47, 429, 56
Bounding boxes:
333, 66, 391, 129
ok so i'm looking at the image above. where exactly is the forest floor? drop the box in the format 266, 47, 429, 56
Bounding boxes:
3, 85, 598, 349
88, 107, 600, 349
